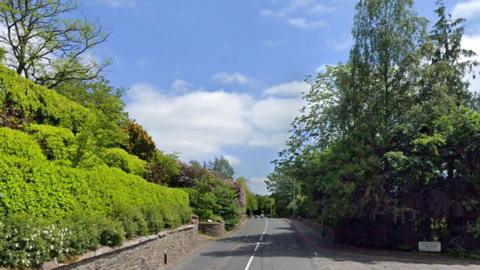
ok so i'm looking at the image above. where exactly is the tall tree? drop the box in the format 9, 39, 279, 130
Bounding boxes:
0, 0, 109, 88
207, 156, 234, 179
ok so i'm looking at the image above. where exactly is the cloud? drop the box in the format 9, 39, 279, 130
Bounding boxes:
261, 0, 331, 29
171, 79, 193, 93
261, 39, 283, 48
462, 34, 480, 92
223, 154, 242, 166
263, 80, 310, 97
125, 80, 305, 161
453, 0, 480, 20
96, 0, 136, 8
212, 72, 255, 85
248, 177, 270, 195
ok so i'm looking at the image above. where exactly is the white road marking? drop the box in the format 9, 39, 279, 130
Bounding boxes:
244, 218, 269, 270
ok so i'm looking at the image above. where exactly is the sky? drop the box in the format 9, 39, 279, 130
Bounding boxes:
79, 0, 480, 194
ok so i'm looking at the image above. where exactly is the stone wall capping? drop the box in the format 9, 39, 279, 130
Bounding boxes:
42, 223, 198, 270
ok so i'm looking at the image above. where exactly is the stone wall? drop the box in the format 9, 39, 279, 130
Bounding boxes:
198, 222, 225, 237
43, 224, 198, 270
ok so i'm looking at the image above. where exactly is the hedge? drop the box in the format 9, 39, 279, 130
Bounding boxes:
0, 65, 95, 130
0, 152, 190, 224
27, 124, 75, 161
103, 148, 147, 177
0, 127, 45, 161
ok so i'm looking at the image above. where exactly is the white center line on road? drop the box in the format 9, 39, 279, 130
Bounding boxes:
244, 218, 269, 270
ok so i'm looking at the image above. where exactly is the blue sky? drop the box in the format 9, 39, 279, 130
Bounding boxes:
81, 0, 480, 194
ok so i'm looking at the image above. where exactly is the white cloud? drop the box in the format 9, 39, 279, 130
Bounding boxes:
212, 72, 255, 85
97, 0, 136, 8
462, 34, 480, 92
248, 177, 270, 195
126, 80, 305, 161
261, 0, 331, 29
249, 97, 304, 148
263, 80, 310, 97
171, 79, 193, 93
453, 0, 480, 20
261, 39, 283, 48
223, 155, 242, 166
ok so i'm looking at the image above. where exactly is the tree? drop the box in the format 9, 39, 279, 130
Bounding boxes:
0, 0, 109, 88
145, 151, 181, 186
207, 156, 234, 179
123, 121, 156, 161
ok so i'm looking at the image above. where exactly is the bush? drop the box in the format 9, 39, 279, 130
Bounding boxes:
0, 215, 72, 268
0, 149, 191, 267
0, 127, 45, 160
27, 124, 75, 161
103, 148, 146, 177
184, 178, 242, 230
145, 151, 181, 185
0, 65, 95, 130
98, 219, 125, 247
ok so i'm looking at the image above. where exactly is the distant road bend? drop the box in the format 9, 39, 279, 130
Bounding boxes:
169, 218, 480, 270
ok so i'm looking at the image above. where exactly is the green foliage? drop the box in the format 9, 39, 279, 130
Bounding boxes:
103, 148, 147, 177
27, 124, 75, 162
145, 151, 181, 185
207, 156, 235, 179
184, 178, 242, 230
270, 0, 480, 255
0, 65, 95, 130
123, 121, 157, 161
0, 127, 45, 160
255, 195, 275, 216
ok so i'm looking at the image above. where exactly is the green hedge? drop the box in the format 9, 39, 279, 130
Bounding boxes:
27, 124, 75, 161
103, 148, 147, 177
0, 65, 95, 130
0, 127, 45, 161
0, 153, 189, 224
0, 148, 190, 267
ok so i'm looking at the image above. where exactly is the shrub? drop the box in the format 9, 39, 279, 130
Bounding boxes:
103, 148, 146, 177
27, 124, 75, 161
145, 151, 181, 185
184, 178, 242, 230
98, 219, 125, 247
0, 65, 95, 130
0, 215, 72, 268
0, 127, 45, 160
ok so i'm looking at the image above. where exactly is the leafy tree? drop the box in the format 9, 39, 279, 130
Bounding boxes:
207, 156, 234, 179
123, 121, 156, 161
271, 0, 480, 253
0, 0, 109, 88
145, 151, 180, 186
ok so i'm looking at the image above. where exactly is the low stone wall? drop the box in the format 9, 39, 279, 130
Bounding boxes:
198, 222, 225, 237
43, 224, 198, 270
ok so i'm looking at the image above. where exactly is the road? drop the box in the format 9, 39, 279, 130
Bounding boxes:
169, 218, 480, 270
169, 218, 315, 270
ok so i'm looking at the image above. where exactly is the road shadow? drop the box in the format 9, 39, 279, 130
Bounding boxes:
290, 219, 480, 267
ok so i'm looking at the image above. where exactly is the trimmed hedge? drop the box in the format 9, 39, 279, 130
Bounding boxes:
0, 65, 95, 130
103, 148, 147, 177
0, 152, 189, 224
0, 127, 45, 161
27, 124, 75, 161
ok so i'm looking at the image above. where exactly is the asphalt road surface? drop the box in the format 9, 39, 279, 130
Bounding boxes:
169, 218, 315, 270
169, 218, 480, 270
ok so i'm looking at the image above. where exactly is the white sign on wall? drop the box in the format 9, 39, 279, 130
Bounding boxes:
418, 241, 441, 253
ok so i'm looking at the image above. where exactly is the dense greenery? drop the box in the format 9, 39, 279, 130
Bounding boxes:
270, 0, 480, 256
183, 177, 243, 230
